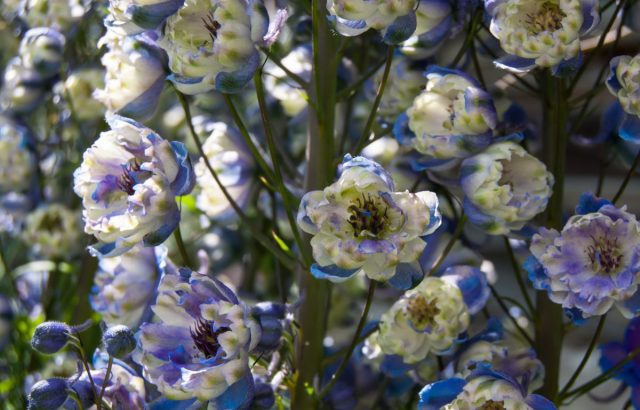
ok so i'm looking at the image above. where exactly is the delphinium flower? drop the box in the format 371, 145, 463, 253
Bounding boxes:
460, 141, 554, 234
105, 0, 186, 34
327, 0, 419, 44
374, 266, 489, 364
527, 193, 640, 320
73, 115, 195, 256
263, 45, 312, 117
484, 0, 600, 73
21, 204, 81, 260
0, 57, 46, 113
19, 0, 86, 31
194, 119, 256, 221
418, 364, 556, 410
297, 154, 441, 282
158, 0, 287, 94
599, 317, 640, 408
78, 358, 147, 409
90, 246, 165, 328
0, 115, 36, 195
375, 57, 425, 122
94, 30, 167, 120
606, 53, 640, 141
18, 28, 66, 80
57, 68, 105, 121
134, 267, 260, 405
395, 67, 497, 168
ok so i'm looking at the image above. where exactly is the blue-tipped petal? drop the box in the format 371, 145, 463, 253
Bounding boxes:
142, 208, 180, 247
441, 265, 490, 315
580, 0, 600, 35
524, 256, 550, 292
116, 75, 165, 120
526, 394, 558, 410
383, 11, 418, 44
494, 55, 537, 73
619, 115, 640, 143
575, 192, 611, 215
169, 141, 196, 196
148, 398, 199, 410
418, 378, 467, 410
210, 372, 254, 410
464, 87, 497, 129
388, 262, 424, 290
424, 66, 482, 88
310, 264, 359, 282
215, 50, 260, 94
393, 112, 415, 146
607, 56, 624, 93
551, 53, 582, 77
380, 354, 414, 377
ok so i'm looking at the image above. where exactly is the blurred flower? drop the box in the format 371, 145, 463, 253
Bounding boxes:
599, 317, 640, 408
134, 268, 260, 404
460, 141, 553, 234
58, 68, 105, 121
95, 30, 167, 120
105, 0, 185, 34
159, 0, 287, 94
73, 115, 195, 257
81, 358, 146, 409
396, 67, 496, 163
250, 302, 285, 354
263, 45, 312, 116
0, 57, 47, 113
375, 276, 470, 363
418, 365, 556, 410
19, 28, 66, 80
297, 154, 441, 282
527, 193, 640, 320
0, 115, 36, 194
91, 246, 164, 328
327, 0, 419, 44
606, 54, 640, 142
22, 204, 81, 260
375, 57, 425, 122
485, 0, 599, 73
20, 0, 86, 31
194, 119, 256, 221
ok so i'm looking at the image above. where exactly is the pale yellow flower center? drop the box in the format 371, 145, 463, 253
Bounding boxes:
525, 2, 566, 34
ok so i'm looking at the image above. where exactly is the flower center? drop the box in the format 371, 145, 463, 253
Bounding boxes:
479, 400, 506, 410
525, 2, 566, 35
40, 213, 63, 232
347, 193, 389, 238
202, 10, 222, 43
190, 318, 230, 359
586, 236, 623, 275
117, 159, 142, 195
405, 295, 440, 330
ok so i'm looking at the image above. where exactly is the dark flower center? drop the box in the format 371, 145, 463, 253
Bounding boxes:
190, 318, 231, 359
117, 159, 142, 196
40, 213, 63, 232
479, 400, 506, 410
586, 235, 623, 275
347, 193, 389, 238
202, 10, 222, 43
405, 295, 440, 329
525, 2, 566, 35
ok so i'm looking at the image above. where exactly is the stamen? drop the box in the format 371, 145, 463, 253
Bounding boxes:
190, 318, 231, 359
479, 400, 506, 410
524, 2, 566, 35
202, 10, 222, 43
117, 159, 142, 195
347, 193, 389, 238
586, 235, 623, 275
404, 295, 440, 330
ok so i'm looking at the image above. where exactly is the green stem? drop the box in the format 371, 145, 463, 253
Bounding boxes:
319, 281, 377, 398
489, 285, 535, 347
558, 315, 607, 401
336, 56, 387, 101
254, 72, 312, 268
73, 334, 100, 410
352, 45, 395, 155
97, 356, 113, 409
428, 214, 467, 276
449, 8, 483, 68
503, 236, 534, 316
260, 47, 309, 90
174, 88, 297, 271
173, 225, 194, 269
612, 149, 640, 205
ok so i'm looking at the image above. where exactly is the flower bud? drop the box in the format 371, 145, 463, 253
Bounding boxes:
252, 377, 275, 409
103, 325, 136, 358
251, 302, 285, 354
31, 321, 73, 355
69, 380, 96, 409
27, 378, 69, 410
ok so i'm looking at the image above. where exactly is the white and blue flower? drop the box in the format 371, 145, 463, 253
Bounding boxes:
606, 54, 640, 142
22, 204, 81, 260
375, 56, 425, 122
19, 0, 86, 31
73, 115, 195, 257
0, 115, 36, 195
297, 154, 441, 282
105, 0, 186, 34
460, 141, 553, 235
395, 67, 497, 169
95, 30, 167, 120
526, 193, 640, 320
58, 68, 105, 121
484, 0, 599, 73
159, 0, 287, 94
133, 268, 260, 405
418, 364, 556, 410
19, 28, 66, 80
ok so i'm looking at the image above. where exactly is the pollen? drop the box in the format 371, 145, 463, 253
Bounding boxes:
525, 2, 566, 35
405, 294, 440, 329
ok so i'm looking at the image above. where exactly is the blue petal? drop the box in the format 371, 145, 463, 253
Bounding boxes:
464, 87, 497, 128
148, 398, 199, 410
393, 112, 415, 146
494, 55, 537, 73
572, 102, 624, 147
524, 256, 550, 292
424, 66, 482, 88
415, 14, 452, 48
575, 192, 611, 215
383, 11, 417, 44
142, 208, 180, 247
599, 342, 639, 386
388, 262, 424, 290
380, 354, 414, 377
607, 56, 624, 93
418, 378, 466, 410
441, 266, 490, 315
116, 76, 165, 120
551, 53, 582, 77
526, 394, 558, 410
625, 317, 640, 352
169, 141, 196, 196
129, 0, 185, 31
564, 307, 587, 325
210, 372, 254, 410
580, 0, 600, 35
215, 50, 260, 94
340, 154, 395, 190
310, 264, 359, 282
619, 115, 640, 143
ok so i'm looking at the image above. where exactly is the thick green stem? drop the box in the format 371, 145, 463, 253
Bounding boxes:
292, 0, 339, 406
535, 73, 567, 400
